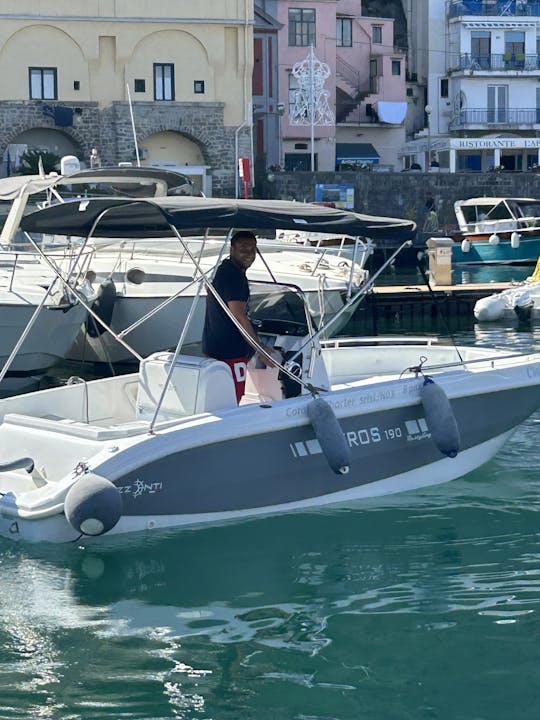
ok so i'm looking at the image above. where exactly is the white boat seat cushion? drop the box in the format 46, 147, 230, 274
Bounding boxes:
136, 352, 237, 420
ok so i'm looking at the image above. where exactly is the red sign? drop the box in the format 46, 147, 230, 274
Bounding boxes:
238, 158, 251, 198
238, 157, 251, 182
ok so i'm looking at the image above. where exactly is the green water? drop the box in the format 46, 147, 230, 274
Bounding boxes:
0, 325, 540, 719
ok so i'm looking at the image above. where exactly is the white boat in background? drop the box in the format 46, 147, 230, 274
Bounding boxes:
0, 168, 372, 364
69, 232, 371, 363
0, 175, 96, 390
473, 252, 540, 323
0, 196, 538, 544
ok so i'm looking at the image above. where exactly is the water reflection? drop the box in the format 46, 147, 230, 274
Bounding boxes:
1, 473, 540, 719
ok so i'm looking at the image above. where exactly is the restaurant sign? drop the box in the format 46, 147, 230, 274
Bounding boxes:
450, 138, 540, 150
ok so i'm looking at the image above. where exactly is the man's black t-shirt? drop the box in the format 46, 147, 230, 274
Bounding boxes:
202, 258, 252, 359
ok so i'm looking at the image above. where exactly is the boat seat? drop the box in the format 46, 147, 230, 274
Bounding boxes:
136, 352, 237, 421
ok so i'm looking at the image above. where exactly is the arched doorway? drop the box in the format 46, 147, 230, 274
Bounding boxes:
141, 131, 210, 196
4, 128, 81, 175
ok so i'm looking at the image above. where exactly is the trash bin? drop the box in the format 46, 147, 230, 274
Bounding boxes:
426, 237, 454, 286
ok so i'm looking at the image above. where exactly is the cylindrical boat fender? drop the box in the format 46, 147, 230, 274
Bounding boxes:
510, 231, 521, 249
85, 278, 117, 338
64, 474, 122, 536
461, 239, 471, 253
420, 377, 460, 458
307, 397, 351, 475
488, 233, 500, 245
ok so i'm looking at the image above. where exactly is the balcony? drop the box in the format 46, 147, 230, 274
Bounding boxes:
455, 53, 540, 71
449, 107, 540, 129
448, 1, 540, 18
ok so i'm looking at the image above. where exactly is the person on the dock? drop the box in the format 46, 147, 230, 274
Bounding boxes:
423, 209, 439, 233
202, 231, 274, 403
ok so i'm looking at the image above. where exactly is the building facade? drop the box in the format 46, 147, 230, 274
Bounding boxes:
401, 0, 540, 172
253, 2, 282, 187
253, 0, 408, 174
0, 1, 254, 196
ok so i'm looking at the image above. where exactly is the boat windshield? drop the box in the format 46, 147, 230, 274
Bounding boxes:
57, 180, 165, 199
461, 202, 512, 224
511, 200, 540, 219
249, 282, 313, 336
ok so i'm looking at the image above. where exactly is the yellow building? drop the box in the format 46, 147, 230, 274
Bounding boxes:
0, 0, 254, 196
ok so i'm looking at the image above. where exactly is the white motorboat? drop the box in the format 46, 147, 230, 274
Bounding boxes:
0, 176, 95, 390
473, 255, 540, 323
0, 197, 538, 544
69, 233, 370, 363
0, 169, 372, 364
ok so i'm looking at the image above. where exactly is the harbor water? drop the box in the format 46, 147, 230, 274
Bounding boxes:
1, 272, 540, 719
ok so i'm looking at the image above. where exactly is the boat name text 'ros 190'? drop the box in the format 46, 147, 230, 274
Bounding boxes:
0, 197, 538, 543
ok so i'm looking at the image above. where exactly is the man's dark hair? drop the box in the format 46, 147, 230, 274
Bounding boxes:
230, 231, 257, 246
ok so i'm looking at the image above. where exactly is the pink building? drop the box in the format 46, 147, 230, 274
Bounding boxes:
260, 0, 407, 172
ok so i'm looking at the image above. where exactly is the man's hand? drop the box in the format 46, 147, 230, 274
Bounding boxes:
256, 344, 278, 368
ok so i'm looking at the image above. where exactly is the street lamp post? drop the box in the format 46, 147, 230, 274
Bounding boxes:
425, 104, 432, 171
276, 102, 285, 169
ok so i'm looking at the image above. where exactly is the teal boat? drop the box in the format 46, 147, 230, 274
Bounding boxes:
452, 197, 540, 265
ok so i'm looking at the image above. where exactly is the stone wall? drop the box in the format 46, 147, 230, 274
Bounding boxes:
261, 170, 540, 233
0, 100, 246, 197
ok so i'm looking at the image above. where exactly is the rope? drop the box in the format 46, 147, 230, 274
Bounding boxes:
416, 255, 463, 362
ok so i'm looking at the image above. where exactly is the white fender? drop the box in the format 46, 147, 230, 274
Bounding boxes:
510, 231, 521, 249
461, 239, 471, 253
420, 377, 460, 458
307, 398, 351, 475
488, 233, 500, 245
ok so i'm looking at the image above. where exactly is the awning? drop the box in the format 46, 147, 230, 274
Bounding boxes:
335, 143, 380, 164
376, 102, 407, 124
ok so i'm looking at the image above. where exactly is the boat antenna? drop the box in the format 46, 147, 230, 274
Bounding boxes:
126, 83, 141, 167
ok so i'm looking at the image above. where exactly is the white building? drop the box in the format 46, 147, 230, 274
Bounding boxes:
401, 0, 540, 172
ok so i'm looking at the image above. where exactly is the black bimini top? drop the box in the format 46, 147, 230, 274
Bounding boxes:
20, 196, 417, 241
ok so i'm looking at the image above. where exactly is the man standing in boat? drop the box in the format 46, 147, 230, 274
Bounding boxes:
202, 231, 274, 403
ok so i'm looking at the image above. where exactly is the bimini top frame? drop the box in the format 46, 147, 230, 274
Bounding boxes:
19, 197, 417, 426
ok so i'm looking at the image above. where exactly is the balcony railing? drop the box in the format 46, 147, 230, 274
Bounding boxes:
456, 53, 540, 71
449, 1, 540, 18
449, 107, 540, 128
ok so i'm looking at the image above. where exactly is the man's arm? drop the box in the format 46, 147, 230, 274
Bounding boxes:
228, 300, 275, 366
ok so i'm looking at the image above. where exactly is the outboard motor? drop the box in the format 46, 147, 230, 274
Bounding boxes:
514, 290, 534, 323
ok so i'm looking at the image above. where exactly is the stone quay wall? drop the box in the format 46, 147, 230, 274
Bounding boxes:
0, 100, 246, 197
261, 171, 540, 235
